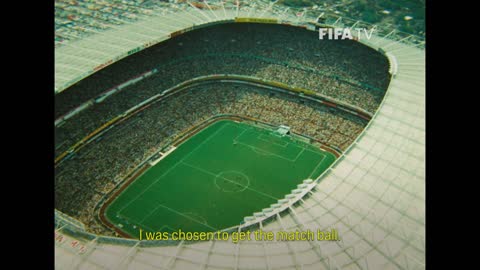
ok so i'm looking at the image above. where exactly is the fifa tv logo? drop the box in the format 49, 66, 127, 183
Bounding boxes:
319, 28, 375, 40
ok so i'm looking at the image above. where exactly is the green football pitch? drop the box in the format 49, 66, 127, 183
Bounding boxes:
104, 120, 336, 238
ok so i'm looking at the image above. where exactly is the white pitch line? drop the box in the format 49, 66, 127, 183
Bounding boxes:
155, 203, 218, 231
293, 147, 305, 162
257, 133, 289, 148
231, 124, 249, 142
235, 140, 298, 162
182, 161, 279, 201
138, 203, 165, 223
117, 213, 157, 234
118, 123, 230, 215
308, 153, 327, 179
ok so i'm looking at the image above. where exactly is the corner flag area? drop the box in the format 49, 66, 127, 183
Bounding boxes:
104, 120, 336, 238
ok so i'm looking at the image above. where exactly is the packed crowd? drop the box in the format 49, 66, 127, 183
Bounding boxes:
55, 22, 385, 236
55, 23, 389, 157
55, 0, 424, 49
55, 0, 173, 47
55, 22, 390, 118
55, 83, 367, 236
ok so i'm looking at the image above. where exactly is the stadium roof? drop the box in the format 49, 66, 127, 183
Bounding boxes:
54, 1, 424, 94
55, 3, 425, 270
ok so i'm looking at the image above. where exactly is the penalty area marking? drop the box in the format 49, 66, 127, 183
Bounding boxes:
116, 123, 230, 216
156, 224, 175, 232
235, 140, 301, 162
257, 133, 289, 147
308, 153, 327, 179
181, 212, 208, 225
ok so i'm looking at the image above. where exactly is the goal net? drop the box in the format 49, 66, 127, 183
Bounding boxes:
275, 125, 291, 137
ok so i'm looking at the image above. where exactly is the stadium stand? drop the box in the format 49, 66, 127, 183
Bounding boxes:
55, 2, 425, 269
55, 23, 389, 157
55, 83, 368, 236
55, 23, 389, 117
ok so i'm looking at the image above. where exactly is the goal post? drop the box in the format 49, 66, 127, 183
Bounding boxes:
275, 125, 291, 137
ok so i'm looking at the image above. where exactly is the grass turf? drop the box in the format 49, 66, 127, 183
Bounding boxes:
104, 120, 336, 238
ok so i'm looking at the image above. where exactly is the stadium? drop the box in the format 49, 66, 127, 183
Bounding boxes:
55, 1, 425, 269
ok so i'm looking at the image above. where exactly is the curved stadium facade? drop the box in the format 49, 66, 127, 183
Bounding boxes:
55, 1, 425, 269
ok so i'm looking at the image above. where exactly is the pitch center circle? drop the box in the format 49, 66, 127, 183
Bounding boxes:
214, 171, 250, 192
